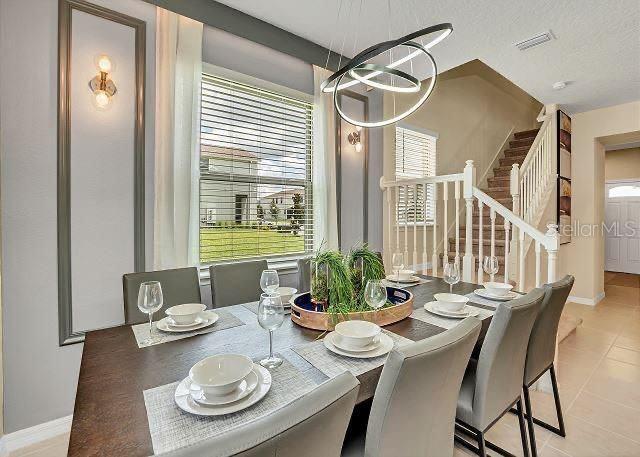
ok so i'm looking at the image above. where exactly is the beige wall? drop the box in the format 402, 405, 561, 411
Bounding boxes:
382, 60, 542, 268
605, 147, 640, 181
565, 101, 640, 301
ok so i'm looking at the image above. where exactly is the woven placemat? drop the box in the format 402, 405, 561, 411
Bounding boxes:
143, 357, 316, 455
465, 291, 524, 309
292, 330, 412, 378
131, 309, 245, 348
242, 301, 291, 315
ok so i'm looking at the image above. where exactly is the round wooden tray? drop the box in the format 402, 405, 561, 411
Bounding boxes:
290, 287, 414, 331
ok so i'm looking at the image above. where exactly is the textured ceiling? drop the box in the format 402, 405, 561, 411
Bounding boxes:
214, 0, 640, 113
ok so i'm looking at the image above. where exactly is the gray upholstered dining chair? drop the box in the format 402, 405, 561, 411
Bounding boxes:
520, 275, 574, 457
297, 256, 312, 293
455, 288, 545, 457
122, 267, 202, 325
209, 260, 268, 308
342, 317, 482, 457
161, 371, 360, 457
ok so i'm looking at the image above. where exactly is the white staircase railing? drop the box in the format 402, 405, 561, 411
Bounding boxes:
510, 113, 556, 226
381, 160, 559, 291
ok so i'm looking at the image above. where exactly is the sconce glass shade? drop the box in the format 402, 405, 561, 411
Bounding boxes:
355, 142, 363, 153
94, 90, 111, 109
95, 54, 113, 73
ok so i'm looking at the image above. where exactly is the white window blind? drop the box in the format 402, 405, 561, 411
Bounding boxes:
199, 74, 314, 264
395, 126, 437, 224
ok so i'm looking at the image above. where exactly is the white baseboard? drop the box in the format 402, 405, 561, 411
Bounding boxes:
568, 291, 605, 306
0, 415, 72, 455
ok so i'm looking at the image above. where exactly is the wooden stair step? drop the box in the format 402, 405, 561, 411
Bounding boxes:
499, 155, 527, 167
446, 243, 506, 256
487, 176, 511, 187
509, 138, 536, 148
484, 188, 510, 199
514, 128, 540, 140
504, 147, 531, 158
492, 166, 512, 177
454, 237, 507, 247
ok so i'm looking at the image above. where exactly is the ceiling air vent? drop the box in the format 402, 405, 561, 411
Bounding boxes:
514, 31, 554, 51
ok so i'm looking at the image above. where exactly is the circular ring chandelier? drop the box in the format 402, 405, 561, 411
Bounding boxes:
321, 22, 453, 128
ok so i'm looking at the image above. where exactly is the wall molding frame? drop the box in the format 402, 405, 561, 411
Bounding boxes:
57, 0, 146, 345
335, 90, 369, 249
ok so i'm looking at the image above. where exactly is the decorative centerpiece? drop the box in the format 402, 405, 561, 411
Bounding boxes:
291, 245, 414, 331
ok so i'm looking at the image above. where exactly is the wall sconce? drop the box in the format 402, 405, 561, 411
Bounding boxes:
89, 55, 116, 109
348, 126, 363, 152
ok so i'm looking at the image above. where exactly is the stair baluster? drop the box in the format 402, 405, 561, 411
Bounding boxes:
477, 200, 484, 284
403, 185, 409, 267
443, 182, 449, 266
431, 182, 438, 276
454, 180, 460, 268
490, 208, 496, 282
504, 220, 510, 284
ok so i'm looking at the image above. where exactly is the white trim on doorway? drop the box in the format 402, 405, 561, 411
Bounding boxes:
0, 415, 72, 455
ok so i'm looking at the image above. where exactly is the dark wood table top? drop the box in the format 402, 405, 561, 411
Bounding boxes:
68, 276, 486, 456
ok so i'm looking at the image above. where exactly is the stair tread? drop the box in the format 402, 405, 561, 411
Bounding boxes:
514, 128, 540, 139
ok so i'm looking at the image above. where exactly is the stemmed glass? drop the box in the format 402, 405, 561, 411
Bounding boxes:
391, 252, 405, 286
137, 281, 163, 344
443, 262, 460, 294
483, 256, 499, 280
257, 293, 285, 369
260, 269, 280, 293
364, 280, 387, 321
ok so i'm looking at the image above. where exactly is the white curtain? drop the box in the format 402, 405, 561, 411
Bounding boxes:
154, 10, 203, 269
312, 66, 339, 251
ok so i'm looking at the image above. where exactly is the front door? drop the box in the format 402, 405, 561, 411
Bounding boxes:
605, 180, 640, 273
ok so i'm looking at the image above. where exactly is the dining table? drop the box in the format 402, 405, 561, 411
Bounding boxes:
68, 275, 504, 456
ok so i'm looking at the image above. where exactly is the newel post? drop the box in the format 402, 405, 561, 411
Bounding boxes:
509, 163, 520, 283
462, 160, 476, 282
546, 223, 559, 283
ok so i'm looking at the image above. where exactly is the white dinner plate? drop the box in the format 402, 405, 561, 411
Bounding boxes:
385, 274, 421, 284
189, 368, 259, 406
156, 310, 219, 333
175, 363, 271, 416
332, 334, 382, 353
166, 316, 205, 328
424, 302, 480, 319
324, 332, 394, 359
474, 289, 520, 301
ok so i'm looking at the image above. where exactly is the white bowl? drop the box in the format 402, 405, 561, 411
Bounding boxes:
165, 303, 206, 325
276, 287, 297, 305
483, 282, 514, 297
334, 320, 381, 350
395, 269, 416, 281
189, 354, 254, 396
433, 293, 469, 312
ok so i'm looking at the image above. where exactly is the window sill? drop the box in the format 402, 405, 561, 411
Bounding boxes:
198, 255, 307, 285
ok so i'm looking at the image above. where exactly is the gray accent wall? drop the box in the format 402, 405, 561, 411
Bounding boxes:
0, 0, 157, 433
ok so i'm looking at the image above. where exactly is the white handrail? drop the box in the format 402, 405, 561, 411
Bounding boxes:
473, 188, 557, 251
379, 173, 464, 188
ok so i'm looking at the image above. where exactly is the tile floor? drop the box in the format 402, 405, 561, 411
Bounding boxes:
13, 272, 640, 457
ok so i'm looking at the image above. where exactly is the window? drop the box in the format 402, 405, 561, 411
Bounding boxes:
609, 185, 640, 198
395, 126, 437, 224
199, 74, 313, 263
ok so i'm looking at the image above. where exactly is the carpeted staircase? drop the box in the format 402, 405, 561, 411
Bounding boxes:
447, 128, 540, 278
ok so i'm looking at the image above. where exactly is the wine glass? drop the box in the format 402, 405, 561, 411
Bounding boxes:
443, 262, 460, 294
260, 269, 280, 294
364, 280, 387, 321
483, 256, 499, 280
257, 293, 285, 369
391, 252, 405, 286
137, 281, 163, 344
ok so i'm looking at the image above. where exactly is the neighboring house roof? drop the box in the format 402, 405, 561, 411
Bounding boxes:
261, 189, 303, 202
201, 145, 259, 163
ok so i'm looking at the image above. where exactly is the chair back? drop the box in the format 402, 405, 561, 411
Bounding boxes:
365, 318, 482, 457
122, 267, 201, 325
524, 275, 574, 385
209, 260, 268, 308
473, 288, 544, 430
162, 372, 359, 457
297, 257, 311, 293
